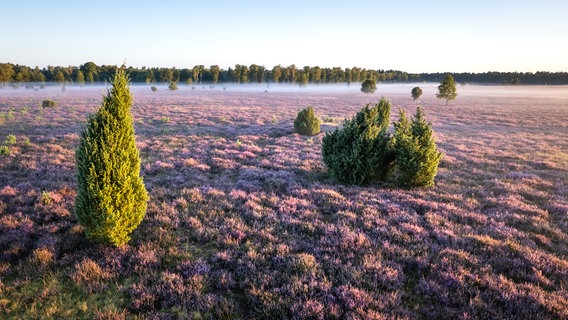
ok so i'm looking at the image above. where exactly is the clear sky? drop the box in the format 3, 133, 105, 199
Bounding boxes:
1, 0, 566, 73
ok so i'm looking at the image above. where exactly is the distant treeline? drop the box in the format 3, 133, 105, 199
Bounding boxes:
1, 62, 567, 85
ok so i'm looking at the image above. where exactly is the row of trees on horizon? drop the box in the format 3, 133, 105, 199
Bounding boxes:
1, 62, 568, 85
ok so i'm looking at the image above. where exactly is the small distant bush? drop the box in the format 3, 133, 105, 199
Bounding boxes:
41, 191, 53, 205
0, 145, 9, 156
361, 79, 377, 94
168, 82, 178, 91
42, 99, 58, 108
151, 86, 157, 92
5, 134, 16, 146
294, 106, 321, 136
322, 98, 393, 184
411, 86, 423, 101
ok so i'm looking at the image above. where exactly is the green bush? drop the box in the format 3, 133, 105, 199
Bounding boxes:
294, 106, 321, 136
0, 145, 9, 156
361, 79, 377, 94
168, 82, 178, 91
393, 107, 442, 187
4, 134, 16, 146
411, 87, 423, 101
322, 98, 393, 184
322, 100, 442, 187
42, 99, 58, 108
150, 86, 157, 92
75, 66, 149, 247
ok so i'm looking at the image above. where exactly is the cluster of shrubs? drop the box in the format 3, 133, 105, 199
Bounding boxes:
322, 98, 442, 187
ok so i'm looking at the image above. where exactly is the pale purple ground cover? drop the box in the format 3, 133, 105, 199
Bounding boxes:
0, 84, 567, 318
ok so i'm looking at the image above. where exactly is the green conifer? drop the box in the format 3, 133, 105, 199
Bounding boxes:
394, 107, 442, 187
322, 98, 393, 184
294, 106, 322, 136
75, 66, 148, 246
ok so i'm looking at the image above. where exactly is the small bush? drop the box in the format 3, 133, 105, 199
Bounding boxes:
361, 79, 377, 94
0, 146, 9, 156
411, 87, 423, 101
294, 106, 321, 136
151, 86, 157, 92
42, 99, 58, 108
168, 82, 178, 91
322, 98, 393, 184
4, 134, 16, 146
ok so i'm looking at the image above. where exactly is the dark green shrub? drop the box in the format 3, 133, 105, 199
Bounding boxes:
322, 98, 393, 184
168, 82, 178, 90
75, 66, 149, 247
411, 87, 423, 101
150, 86, 157, 92
42, 99, 58, 108
361, 79, 377, 94
294, 106, 321, 136
393, 107, 442, 187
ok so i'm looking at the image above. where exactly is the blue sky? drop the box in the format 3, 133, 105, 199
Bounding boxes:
1, 0, 566, 72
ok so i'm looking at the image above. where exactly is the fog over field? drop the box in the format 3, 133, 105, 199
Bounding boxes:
0, 83, 567, 318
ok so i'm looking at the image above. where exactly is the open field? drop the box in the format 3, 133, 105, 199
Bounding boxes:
0, 83, 567, 319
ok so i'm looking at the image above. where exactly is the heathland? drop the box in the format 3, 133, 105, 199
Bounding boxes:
0, 83, 566, 318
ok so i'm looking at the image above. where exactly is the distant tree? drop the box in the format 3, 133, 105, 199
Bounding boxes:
311, 66, 322, 83
411, 86, 423, 101
285, 64, 297, 83
299, 72, 309, 86
210, 65, 220, 83
294, 106, 321, 136
86, 72, 95, 84
80, 62, 98, 82
75, 66, 148, 246
272, 65, 282, 83
436, 74, 458, 105
192, 65, 204, 84
361, 79, 377, 94
0, 63, 15, 83
168, 82, 178, 90
76, 70, 85, 87
145, 69, 154, 84
239, 65, 249, 83
55, 71, 65, 83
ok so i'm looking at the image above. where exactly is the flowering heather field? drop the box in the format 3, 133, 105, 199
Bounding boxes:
0, 83, 567, 319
